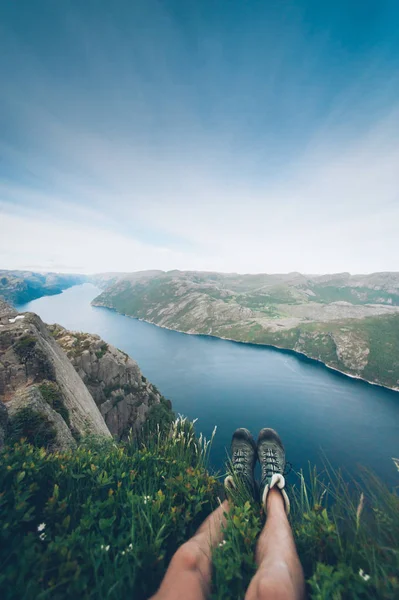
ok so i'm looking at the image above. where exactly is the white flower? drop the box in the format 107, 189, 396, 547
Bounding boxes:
143, 495, 151, 504
100, 544, 110, 552
218, 540, 226, 547
121, 551, 126, 556
39, 532, 46, 541
359, 569, 371, 582
37, 523, 46, 532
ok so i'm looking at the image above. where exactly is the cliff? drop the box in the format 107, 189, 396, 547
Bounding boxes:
0, 300, 111, 448
48, 324, 173, 438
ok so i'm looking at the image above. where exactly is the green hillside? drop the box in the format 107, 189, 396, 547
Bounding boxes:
92, 271, 399, 390
1, 418, 398, 599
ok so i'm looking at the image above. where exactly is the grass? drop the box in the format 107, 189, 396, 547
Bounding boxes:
1, 419, 397, 599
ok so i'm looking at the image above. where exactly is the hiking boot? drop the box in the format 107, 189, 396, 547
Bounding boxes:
224, 428, 257, 498
258, 428, 290, 514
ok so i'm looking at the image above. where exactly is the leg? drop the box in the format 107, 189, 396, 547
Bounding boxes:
245, 489, 305, 600
150, 500, 229, 600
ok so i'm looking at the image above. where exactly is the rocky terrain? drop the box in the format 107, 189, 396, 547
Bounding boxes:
49, 324, 172, 437
92, 270, 399, 390
0, 299, 172, 449
0, 269, 87, 305
0, 299, 110, 449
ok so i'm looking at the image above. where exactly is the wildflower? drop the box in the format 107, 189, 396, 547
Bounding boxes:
218, 540, 226, 547
100, 544, 110, 552
37, 523, 46, 532
359, 569, 370, 582
121, 551, 126, 556
143, 495, 151, 504
39, 533, 46, 541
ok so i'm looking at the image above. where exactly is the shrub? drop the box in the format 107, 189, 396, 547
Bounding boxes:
0, 418, 218, 599
95, 343, 109, 360
0, 420, 397, 599
13, 336, 36, 360
7, 407, 57, 449
39, 382, 70, 426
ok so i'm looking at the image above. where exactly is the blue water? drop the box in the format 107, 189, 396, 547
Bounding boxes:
17, 284, 399, 487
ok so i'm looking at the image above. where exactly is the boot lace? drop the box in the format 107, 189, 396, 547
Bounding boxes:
259, 447, 283, 480
232, 448, 251, 478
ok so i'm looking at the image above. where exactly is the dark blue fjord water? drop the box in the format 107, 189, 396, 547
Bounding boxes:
17, 284, 399, 487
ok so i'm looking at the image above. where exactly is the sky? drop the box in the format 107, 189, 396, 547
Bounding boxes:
1, 0, 399, 275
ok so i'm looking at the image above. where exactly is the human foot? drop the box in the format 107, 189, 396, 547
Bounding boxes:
224, 428, 257, 499
257, 428, 290, 514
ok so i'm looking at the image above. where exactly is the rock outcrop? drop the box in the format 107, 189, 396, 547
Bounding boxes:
49, 324, 170, 438
0, 301, 111, 445
0, 398, 7, 448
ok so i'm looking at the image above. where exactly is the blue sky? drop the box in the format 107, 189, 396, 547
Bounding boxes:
1, 0, 398, 274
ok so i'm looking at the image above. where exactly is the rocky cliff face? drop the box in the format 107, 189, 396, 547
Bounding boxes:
0, 300, 111, 448
48, 324, 171, 438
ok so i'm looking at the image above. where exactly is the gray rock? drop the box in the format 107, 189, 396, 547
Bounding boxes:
0, 400, 7, 448
0, 312, 111, 439
7, 386, 76, 451
49, 324, 167, 438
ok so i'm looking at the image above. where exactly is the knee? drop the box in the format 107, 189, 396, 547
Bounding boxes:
255, 578, 294, 600
171, 540, 202, 573
247, 564, 297, 600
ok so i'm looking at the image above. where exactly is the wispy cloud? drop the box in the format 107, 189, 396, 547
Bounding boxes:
0, 1, 398, 274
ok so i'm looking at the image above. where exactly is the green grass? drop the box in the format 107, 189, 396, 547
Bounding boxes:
1, 418, 398, 599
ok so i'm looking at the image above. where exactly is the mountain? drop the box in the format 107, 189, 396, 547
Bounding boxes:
92, 270, 399, 390
0, 300, 173, 449
49, 324, 173, 438
0, 269, 87, 304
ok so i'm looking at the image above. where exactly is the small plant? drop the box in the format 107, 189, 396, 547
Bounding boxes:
95, 343, 109, 359
7, 407, 57, 448
39, 381, 70, 426
13, 336, 36, 360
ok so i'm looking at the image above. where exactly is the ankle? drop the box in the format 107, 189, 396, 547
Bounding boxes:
266, 488, 286, 513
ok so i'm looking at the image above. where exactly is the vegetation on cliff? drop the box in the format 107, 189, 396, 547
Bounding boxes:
1, 417, 398, 599
0, 270, 87, 305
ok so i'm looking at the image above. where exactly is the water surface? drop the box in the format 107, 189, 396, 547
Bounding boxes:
17, 284, 399, 486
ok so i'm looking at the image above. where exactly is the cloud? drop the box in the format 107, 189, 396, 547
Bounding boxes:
0, 1, 399, 274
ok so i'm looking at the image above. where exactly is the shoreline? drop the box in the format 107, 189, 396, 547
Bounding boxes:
92, 302, 399, 395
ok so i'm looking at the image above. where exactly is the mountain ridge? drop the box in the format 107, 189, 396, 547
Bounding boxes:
92, 269, 399, 391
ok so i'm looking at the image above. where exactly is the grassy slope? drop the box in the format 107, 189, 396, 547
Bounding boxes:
1, 420, 398, 599
216, 315, 399, 389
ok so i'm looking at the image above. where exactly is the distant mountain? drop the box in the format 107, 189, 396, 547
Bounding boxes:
92, 270, 399, 390
0, 269, 87, 305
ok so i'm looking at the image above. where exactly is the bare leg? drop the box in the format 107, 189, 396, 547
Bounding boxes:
150, 500, 229, 600
245, 490, 305, 600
